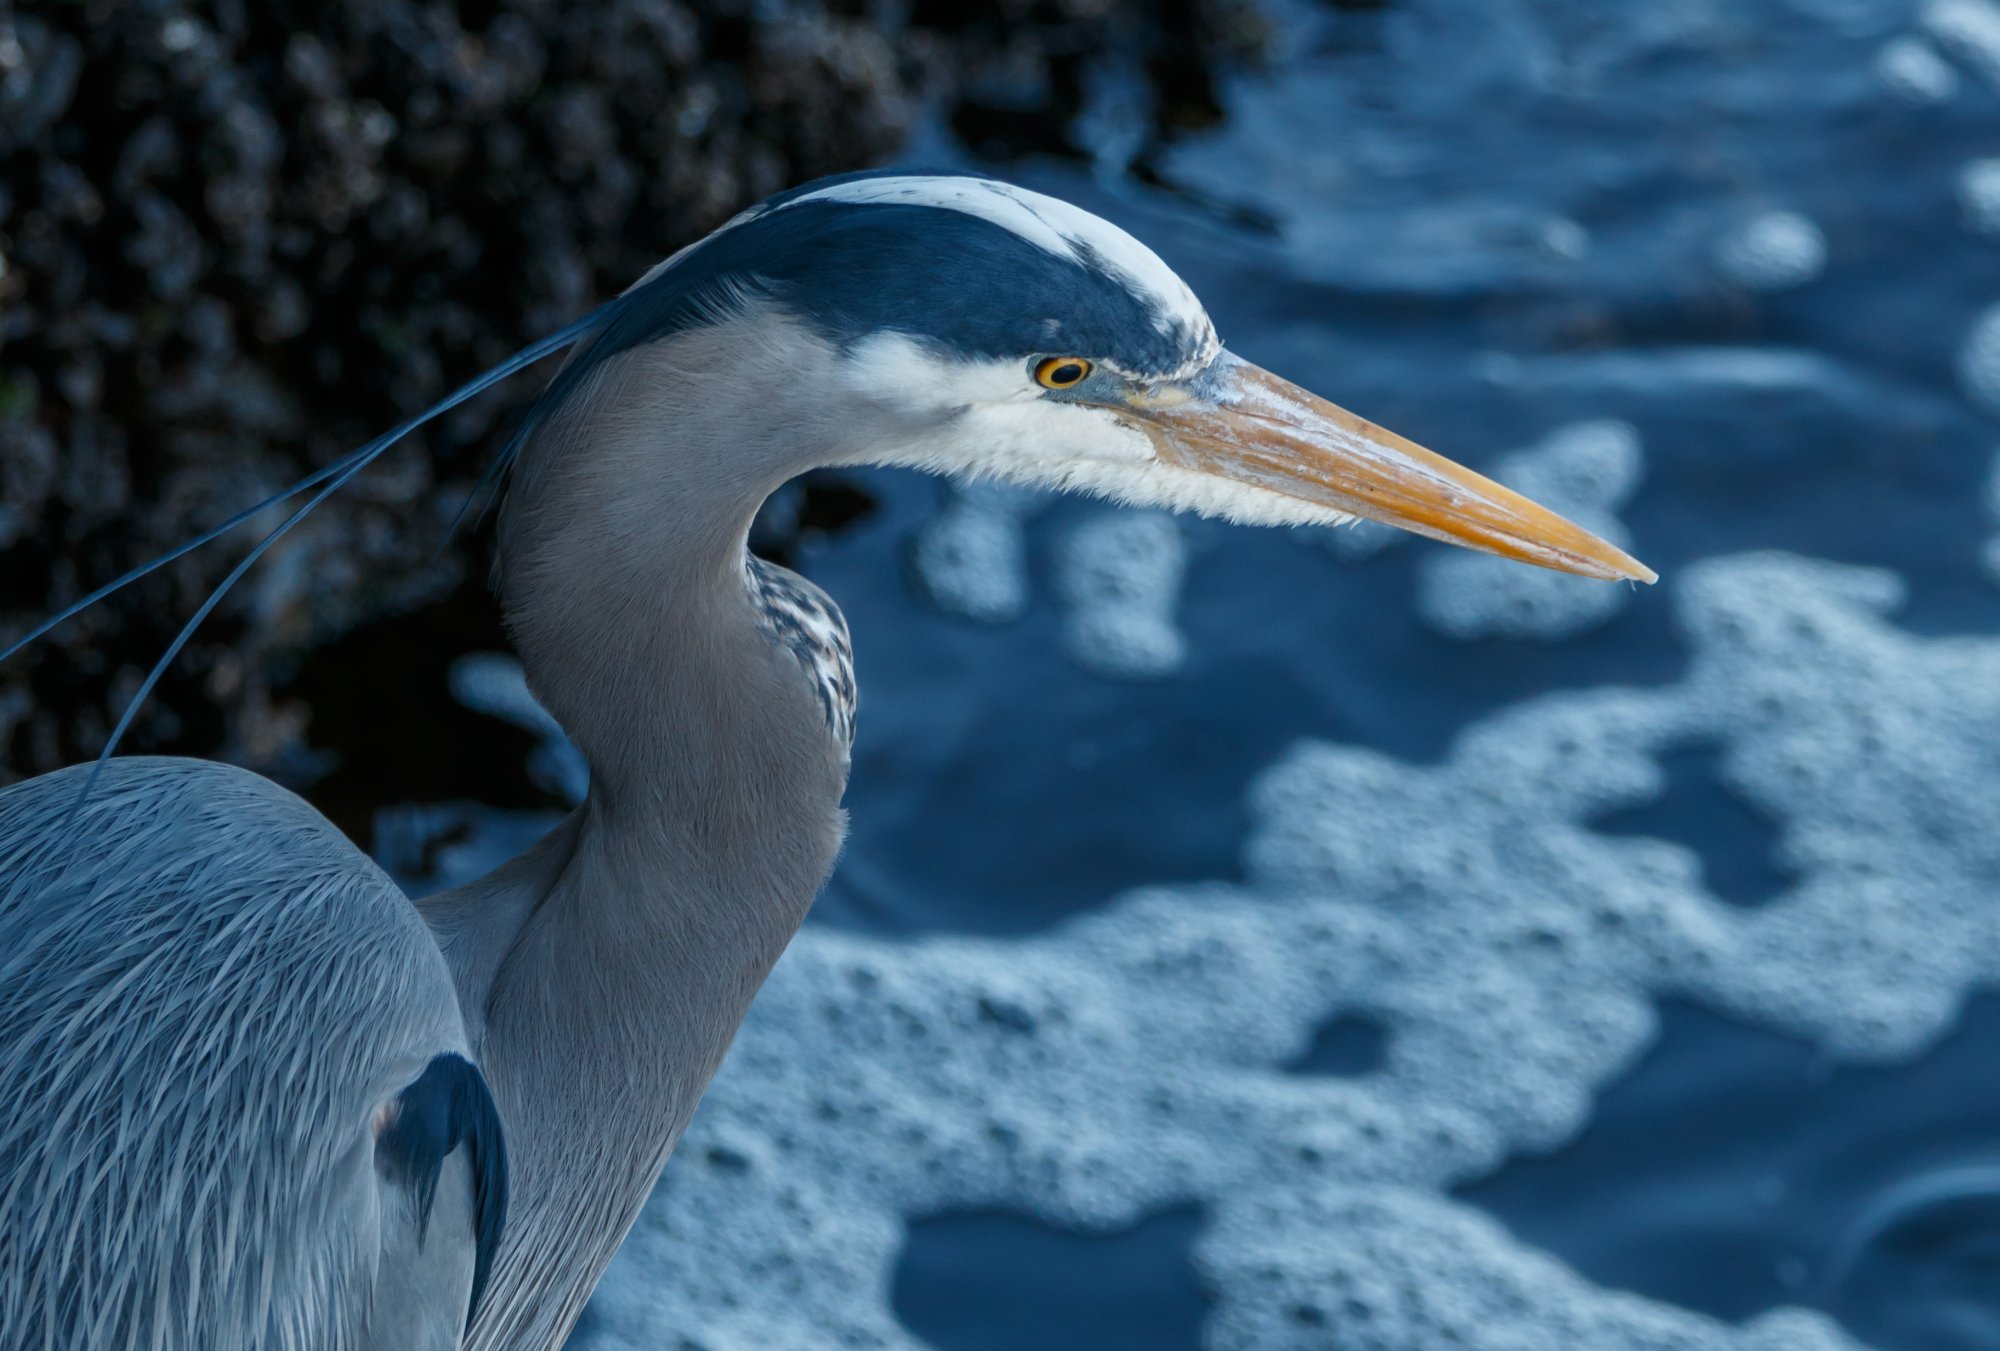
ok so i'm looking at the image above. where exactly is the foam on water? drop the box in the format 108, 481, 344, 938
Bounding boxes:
911, 484, 1191, 680
1053, 512, 1188, 678
1200, 1189, 1857, 1351
350, 545, 1975, 1349
1956, 160, 2000, 236
909, 484, 1041, 624
1716, 213, 1829, 293
1958, 303, 2000, 415
1876, 36, 1961, 101
1416, 420, 1645, 641
348, 2, 2000, 1340
1921, 0, 2000, 90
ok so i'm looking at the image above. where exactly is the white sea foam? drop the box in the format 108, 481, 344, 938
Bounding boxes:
1876, 36, 1961, 101
1958, 159, 2000, 236
909, 483, 1040, 623
1200, 1189, 1857, 1351
1715, 212, 1828, 292
1959, 302, 2000, 415
911, 487, 1191, 679
1416, 420, 1645, 641
1053, 511, 1188, 677
365, 4, 1996, 1337
369, 546, 1969, 1350
1922, 0, 2000, 90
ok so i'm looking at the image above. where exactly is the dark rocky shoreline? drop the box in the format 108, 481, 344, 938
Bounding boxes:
0, 0, 1261, 788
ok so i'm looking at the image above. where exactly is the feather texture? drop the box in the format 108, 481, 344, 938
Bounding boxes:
0, 760, 484, 1350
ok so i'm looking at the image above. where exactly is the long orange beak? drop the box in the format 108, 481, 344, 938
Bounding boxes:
1127, 354, 1656, 583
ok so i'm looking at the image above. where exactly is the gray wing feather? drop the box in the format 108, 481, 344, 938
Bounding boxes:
0, 758, 481, 1350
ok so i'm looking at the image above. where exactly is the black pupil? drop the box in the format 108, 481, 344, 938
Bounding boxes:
1050, 362, 1084, 385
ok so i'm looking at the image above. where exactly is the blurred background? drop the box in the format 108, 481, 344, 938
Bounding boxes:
7, 0, 2000, 1347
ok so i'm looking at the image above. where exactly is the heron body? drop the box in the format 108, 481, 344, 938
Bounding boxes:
0, 759, 501, 1350
0, 171, 1650, 1349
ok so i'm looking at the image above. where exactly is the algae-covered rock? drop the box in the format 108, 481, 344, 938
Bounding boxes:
0, 0, 1259, 781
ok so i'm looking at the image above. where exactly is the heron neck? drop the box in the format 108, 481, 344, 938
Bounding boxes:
419, 325, 851, 1350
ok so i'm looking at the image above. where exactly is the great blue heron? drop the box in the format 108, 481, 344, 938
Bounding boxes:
0, 171, 1652, 1350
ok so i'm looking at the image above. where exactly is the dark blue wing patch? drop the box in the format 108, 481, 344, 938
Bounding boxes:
374, 1052, 509, 1329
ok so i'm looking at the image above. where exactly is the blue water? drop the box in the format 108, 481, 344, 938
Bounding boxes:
1589, 741, 1793, 909
364, 2, 2000, 1346
1461, 997, 2000, 1350
807, 2, 2000, 1343
893, 1208, 1211, 1351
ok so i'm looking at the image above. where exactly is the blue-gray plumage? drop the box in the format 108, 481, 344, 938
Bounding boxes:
0, 760, 485, 1349
0, 171, 1651, 1350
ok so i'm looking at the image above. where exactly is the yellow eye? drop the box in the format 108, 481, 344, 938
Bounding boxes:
1034, 357, 1093, 390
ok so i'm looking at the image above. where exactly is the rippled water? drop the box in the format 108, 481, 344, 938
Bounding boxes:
375, 1, 2000, 1346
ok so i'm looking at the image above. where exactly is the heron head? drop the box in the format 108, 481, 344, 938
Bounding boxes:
599, 172, 1652, 583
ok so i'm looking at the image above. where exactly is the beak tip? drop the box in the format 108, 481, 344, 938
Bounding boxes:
1606, 549, 1658, 586
1162, 357, 1662, 587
